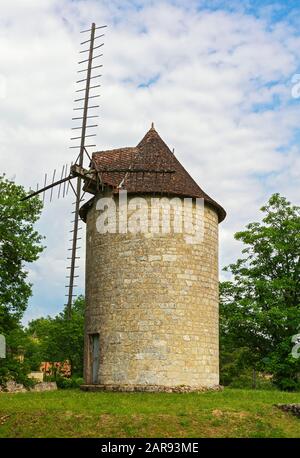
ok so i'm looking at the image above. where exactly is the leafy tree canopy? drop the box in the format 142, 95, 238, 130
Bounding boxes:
0, 175, 44, 333
26, 296, 85, 376
220, 194, 300, 390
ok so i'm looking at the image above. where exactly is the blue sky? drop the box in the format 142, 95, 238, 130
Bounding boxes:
0, 0, 299, 324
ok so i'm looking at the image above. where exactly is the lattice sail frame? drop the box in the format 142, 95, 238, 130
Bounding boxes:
22, 23, 106, 318
21, 24, 177, 319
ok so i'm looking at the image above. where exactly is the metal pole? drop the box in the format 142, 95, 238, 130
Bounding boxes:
66, 23, 96, 319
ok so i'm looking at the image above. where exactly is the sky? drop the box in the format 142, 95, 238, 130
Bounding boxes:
0, 0, 299, 324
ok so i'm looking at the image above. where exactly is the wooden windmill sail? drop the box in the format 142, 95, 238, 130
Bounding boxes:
22, 23, 106, 318
22, 24, 180, 319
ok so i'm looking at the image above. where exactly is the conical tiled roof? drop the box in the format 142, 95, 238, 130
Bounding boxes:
86, 125, 226, 222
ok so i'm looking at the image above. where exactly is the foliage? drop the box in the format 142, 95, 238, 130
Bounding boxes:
0, 174, 44, 334
26, 296, 85, 376
220, 194, 300, 390
45, 374, 84, 389
0, 175, 44, 387
220, 346, 254, 386
0, 357, 35, 388
0, 324, 37, 387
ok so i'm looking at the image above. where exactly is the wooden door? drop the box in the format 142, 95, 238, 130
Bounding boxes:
91, 334, 99, 384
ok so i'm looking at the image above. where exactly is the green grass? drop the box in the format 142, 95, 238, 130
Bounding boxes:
0, 388, 299, 438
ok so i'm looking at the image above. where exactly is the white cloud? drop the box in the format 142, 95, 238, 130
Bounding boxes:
0, 1, 299, 323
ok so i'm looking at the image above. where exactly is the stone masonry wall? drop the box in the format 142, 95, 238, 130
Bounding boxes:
83, 192, 219, 389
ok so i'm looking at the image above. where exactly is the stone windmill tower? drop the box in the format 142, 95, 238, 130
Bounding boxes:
19, 22, 225, 391
79, 124, 226, 392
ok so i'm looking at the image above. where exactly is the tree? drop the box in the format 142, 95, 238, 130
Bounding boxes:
0, 175, 44, 387
220, 194, 300, 390
0, 174, 44, 334
0, 326, 35, 387
26, 296, 85, 376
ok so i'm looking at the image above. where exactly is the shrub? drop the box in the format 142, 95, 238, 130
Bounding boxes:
228, 372, 276, 390
44, 374, 83, 389
0, 357, 35, 388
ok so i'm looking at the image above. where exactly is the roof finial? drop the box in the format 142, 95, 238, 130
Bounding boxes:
151, 122, 154, 129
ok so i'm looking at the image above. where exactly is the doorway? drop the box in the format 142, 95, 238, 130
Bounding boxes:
90, 333, 99, 384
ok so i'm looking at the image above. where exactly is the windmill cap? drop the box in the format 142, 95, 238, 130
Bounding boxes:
82, 125, 226, 223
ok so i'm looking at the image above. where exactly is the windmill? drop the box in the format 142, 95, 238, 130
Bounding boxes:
22, 23, 107, 319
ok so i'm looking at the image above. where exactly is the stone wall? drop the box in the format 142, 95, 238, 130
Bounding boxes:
275, 404, 300, 418
1, 381, 57, 393
83, 192, 219, 389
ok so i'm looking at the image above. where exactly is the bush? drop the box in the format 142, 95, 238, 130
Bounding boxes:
228, 372, 276, 390
44, 374, 83, 389
272, 376, 300, 391
0, 357, 35, 389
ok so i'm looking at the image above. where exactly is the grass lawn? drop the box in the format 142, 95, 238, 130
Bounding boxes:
0, 388, 299, 438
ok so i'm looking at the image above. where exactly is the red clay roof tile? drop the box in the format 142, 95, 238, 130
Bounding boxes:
82, 126, 226, 222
